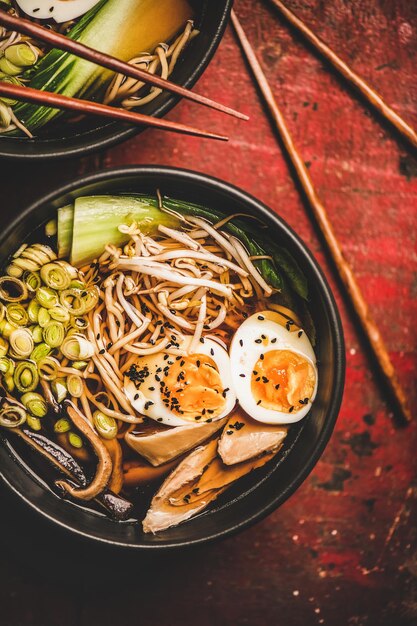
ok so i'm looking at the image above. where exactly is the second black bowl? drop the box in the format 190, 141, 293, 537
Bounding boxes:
0, 0, 232, 161
0, 165, 345, 549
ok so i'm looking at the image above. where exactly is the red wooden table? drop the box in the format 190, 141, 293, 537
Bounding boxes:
1, 1, 416, 624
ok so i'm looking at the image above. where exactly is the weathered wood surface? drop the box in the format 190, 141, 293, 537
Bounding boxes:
0, 1, 416, 624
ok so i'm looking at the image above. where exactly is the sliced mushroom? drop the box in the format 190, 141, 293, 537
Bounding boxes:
218, 409, 287, 465
55, 401, 112, 501
142, 439, 276, 534
125, 418, 228, 466
103, 438, 124, 494
8, 427, 133, 520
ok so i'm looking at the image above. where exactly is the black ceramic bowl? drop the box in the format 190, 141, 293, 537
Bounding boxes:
0, 1, 232, 161
0, 166, 345, 549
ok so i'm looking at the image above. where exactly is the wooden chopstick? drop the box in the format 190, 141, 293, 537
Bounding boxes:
0, 81, 228, 142
267, 0, 417, 150
0, 9, 248, 122
231, 10, 412, 424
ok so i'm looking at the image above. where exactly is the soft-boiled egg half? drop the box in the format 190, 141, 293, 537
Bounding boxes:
16, 0, 101, 23
124, 336, 236, 427
230, 310, 318, 424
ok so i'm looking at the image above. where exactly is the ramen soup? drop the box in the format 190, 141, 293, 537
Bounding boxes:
0, 193, 318, 533
0, 0, 197, 138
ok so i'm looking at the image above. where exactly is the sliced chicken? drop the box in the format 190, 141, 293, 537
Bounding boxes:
125, 418, 227, 466
142, 439, 276, 534
218, 409, 287, 465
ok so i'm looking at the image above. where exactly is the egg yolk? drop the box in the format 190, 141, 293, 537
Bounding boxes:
251, 349, 316, 413
163, 354, 226, 421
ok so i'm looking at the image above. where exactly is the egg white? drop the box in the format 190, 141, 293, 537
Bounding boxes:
16, 0, 101, 23
230, 311, 318, 424
124, 336, 236, 426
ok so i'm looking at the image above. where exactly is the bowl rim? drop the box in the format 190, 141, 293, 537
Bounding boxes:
0, 0, 233, 161
0, 165, 345, 549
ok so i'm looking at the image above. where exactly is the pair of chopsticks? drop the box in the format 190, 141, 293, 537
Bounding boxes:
0, 9, 248, 141
231, 5, 414, 424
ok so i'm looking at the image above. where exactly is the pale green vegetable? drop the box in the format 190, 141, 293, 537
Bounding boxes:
67, 196, 179, 266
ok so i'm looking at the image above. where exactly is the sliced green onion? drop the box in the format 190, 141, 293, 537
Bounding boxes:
38, 308, 51, 328
0, 276, 28, 302
9, 328, 34, 358
23, 271, 41, 293
31, 325, 43, 344
67, 374, 84, 398
36, 286, 59, 309
20, 244, 56, 267
59, 289, 86, 316
0, 401, 27, 428
27, 415, 42, 431
93, 410, 118, 440
21, 392, 47, 417
82, 286, 100, 313
3, 375, 15, 392
61, 334, 95, 360
0, 319, 18, 338
68, 432, 83, 449
71, 360, 88, 371
0, 56, 21, 76
27, 299, 41, 323
40, 261, 77, 291
52, 378, 68, 403
0, 303, 5, 324
0, 101, 11, 128
38, 356, 59, 381
45, 219, 57, 237
6, 303, 29, 326
30, 342, 52, 363
0, 337, 9, 358
5, 43, 37, 68
49, 306, 70, 323
43, 321, 65, 348
54, 417, 71, 433
14, 360, 39, 392
71, 316, 89, 330
0, 356, 14, 375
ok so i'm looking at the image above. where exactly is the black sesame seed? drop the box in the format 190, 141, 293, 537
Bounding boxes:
258, 315, 265, 321
239, 339, 243, 347
226, 430, 233, 435
210, 348, 214, 356
200, 338, 205, 343
271, 338, 277, 343
98, 349, 105, 355
148, 387, 155, 391
289, 406, 294, 413
257, 400, 262, 405
239, 373, 246, 378
260, 354, 264, 360
275, 384, 280, 390
96, 333, 100, 340
298, 331, 303, 338
134, 394, 139, 401
255, 339, 262, 344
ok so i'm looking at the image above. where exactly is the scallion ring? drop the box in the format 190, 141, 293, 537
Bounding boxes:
9, 328, 34, 358
51, 378, 68, 403
49, 306, 70, 324
61, 335, 95, 360
27, 299, 41, 323
36, 286, 59, 309
20, 392, 47, 418
0, 356, 14, 374
37, 308, 51, 328
27, 415, 42, 431
30, 325, 43, 344
30, 342, 52, 363
54, 417, 70, 433
0, 401, 27, 428
6, 303, 29, 326
0, 319, 18, 338
81, 287, 100, 313
23, 271, 41, 293
0, 276, 28, 302
67, 374, 83, 398
14, 360, 39, 392
71, 317, 89, 330
42, 321, 65, 348
40, 261, 77, 291
37, 356, 59, 381
93, 410, 118, 440
59, 289, 86, 316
